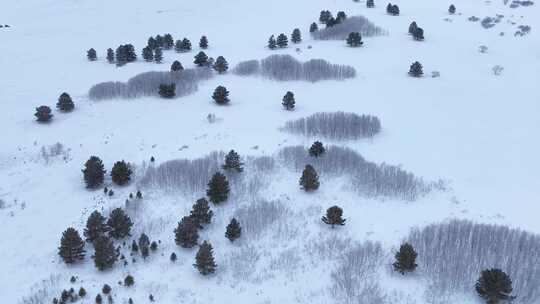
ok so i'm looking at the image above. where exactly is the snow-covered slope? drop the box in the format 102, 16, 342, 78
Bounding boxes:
1, 0, 539, 303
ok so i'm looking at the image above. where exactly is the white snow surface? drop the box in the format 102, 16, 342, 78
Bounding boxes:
1, 0, 539, 303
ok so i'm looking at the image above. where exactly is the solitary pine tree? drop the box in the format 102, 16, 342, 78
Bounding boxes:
82, 156, 105, 189
84, 210, 109, 243
199, 36, 209, 49
111, 160, 132, 186
138, 233, 150, 258
408, 21, 418, 35
413, 27, 424, 41
213, 56, 228, 74
299, 165, 320, 191
58, 227, 86, 264
393, 243, 418, 274
174, 216, 199, 248
106, 48, 115, 63
171, 60, 183, 72
107, 208, 133, 239
87, 48, 97, 61
282, 91, 295, 110
276, 33, 288, 48
309, 141, 325, 157
190, 198, 214, 228
475, 269, 514, 304
309, 22, 319, 32
291, 28, 302, 43
142, 46, 153, 62
346, 32, 363, 47
225, 218, 241, 242
174, 40, 183, 53
35, 106, 53, 122
448, 4, 456, 14
92, 236, 118, 271
193, 241, 217, 275
181, 38, 192, 52
212, 86, 230, 105
154, 48, 163, 63
194, 51, 209, 67
321, 206, 346, 228
336, 11, 347, 23
367, 0, 375, 8
206, 172, 230, 204
222, 150, 243, 172
386, 3, 393, 13
56, 92, 74, 112
408, 61, 423, 77
268, 35, 277, 49
159, 83, 176, 98
163, 33, 174, 49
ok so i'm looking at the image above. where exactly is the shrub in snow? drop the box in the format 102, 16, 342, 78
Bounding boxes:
58, 227, 85, 264
479, 45, 488, 53
282, 112, 381, 140
310, 22, 318, 32
492, 65, 504, 75
449, 4, 456, 14
431, 71, 440, 78
82, 156, 106, 189
407, 220, 540, 303
367, 0, 375, 7
412, 27, 425, 40
124, 275, 135, 287
330, 241, 386, 304
40, 142, 70, 164
158, 83, 176, 98
89, 68, 212, 100
321, 206, 346, 228
312, 16, 385, 40
225, 218, 241, 242
34, 105, 53, 122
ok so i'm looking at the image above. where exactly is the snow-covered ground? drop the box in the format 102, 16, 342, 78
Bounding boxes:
1, 0, 539, 303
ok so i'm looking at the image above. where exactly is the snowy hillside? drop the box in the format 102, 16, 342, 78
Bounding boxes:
1, 0, 539, 303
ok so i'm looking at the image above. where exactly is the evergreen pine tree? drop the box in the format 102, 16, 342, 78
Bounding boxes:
213, 56, 228, 74
124, 275, 135, 287
408, 21, 418, 35
448, 4, 456, 14
58, 227, 86, 264
56, 92, 75, 112
206, 172, 230, 204
413, 27, 424, 41
107, 208, 133, 239
299, 164, 320, 191
309, 141, 325, 157
158, 83, 176, 98
163, 34, 174, 49
131, 240, 139, 252
155, 35, 164, 48
174, 40, 183, 53
346, 32, 363, 47
222, 150, 243, 172
190, 198, 213, 228
321, 206, 346, 228
82, 156, 106, 189
174, 216, 199, 248
102, 284, 111, 294
408, 61, 423, 77
106, 48, 115, 63
95, 294, 103, 304
475, 269, 514, 304
225, 218, 241, 242
35, 105, 53, 122
309, 22, 319, 33
391, 4, 400, 15
170, 252, 177, 262
291, 28, 302, 43
78, 287, 86, 298
336, 11, 347, 23
193, 241, 216, 275
282, 91, 295, 110
386, 3, 393, 13
182, 38, 192, 51
111, 160, 132, 186
199, 36, 209, 49
319, 10, 332, 24
138, 233, 150, 259
142, 46, 154, 62
87, 48, 97, 61
92, 236, 118, 271
154, 48, 163, 63
171, 60, 184, 72
147, 37, 157, 49
276, 33, 288, 48
367, 0, 375, 8
268, 35, 277, 50
326, 16, 338, 27
194, 51, 209, 67
393, 243, 418, 274
84, 210, 109, 243
212, 86, 230, 105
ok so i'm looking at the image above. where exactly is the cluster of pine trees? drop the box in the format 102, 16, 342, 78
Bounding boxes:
82, 156, 133, 188
408, 21, 425, 40
386, 3, 400, 15
318, 10, 348, 28
34, 93, 76, 123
